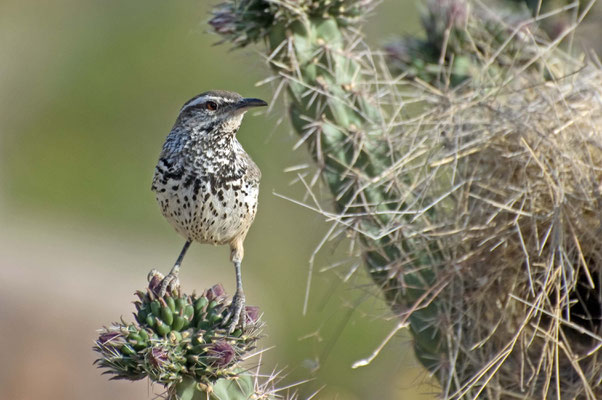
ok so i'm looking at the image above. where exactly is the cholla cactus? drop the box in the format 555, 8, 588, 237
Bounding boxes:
210, 0, 376, 47
94, 271, 266, 399
385, 0, 544, 86
210, 0, 444, 374
384, 0, 585, 88
209, 0, 602, 398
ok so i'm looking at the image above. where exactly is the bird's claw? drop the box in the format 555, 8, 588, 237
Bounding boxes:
158, 271, 179, 297
147, 268, 179, 298
223, 291, 246, 334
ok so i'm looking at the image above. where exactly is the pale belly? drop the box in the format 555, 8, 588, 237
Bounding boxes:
154, 177, 259, 245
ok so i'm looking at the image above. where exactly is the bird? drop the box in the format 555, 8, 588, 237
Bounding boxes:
151, 90, 267, 332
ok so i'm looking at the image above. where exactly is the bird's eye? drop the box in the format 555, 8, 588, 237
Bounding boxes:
206, 101, 218, 111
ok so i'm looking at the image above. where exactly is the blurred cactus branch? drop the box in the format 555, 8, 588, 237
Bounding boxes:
385, 0, 545, 87
385, 0, 596, 88
210, 0, 445, 373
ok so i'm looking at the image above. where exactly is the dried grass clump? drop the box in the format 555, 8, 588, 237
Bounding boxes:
387, 4, 602, 397
428, 66, 602, 399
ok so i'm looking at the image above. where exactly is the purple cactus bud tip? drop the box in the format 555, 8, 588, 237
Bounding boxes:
148, 274, 163, 295
98, 331, 123, 345
209, 11, 236, 35
149, 347, 169, 368
206, 284, 226, 300
207, 341, 235, 367
244, 305, 260, 323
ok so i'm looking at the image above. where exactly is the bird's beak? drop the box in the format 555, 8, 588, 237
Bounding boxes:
234, 97, 268, 113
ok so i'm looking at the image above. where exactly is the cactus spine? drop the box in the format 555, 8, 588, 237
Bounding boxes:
210, 0, 445, 373
94, 272, 266, 399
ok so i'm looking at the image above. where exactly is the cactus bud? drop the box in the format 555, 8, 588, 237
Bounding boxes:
98, 331, 124, 345
244, 306, 260, 324
94, 273, 264, 394
149, 347, 169, 369
207, 341, 235, 367
206, 284, 225, 301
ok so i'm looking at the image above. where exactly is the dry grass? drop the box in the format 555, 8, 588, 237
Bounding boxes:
381, 3, 602, 398
426, 62, 602, 399
374, 3, 602, 398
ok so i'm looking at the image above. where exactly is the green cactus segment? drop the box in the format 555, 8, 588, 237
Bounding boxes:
211, 0, 444, 373
212, 371, 255, 400
94, 279, 263, 397
174, 373, 254, 400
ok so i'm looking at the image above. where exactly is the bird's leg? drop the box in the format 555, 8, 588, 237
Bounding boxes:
224, 260, 245, 333
159, 240, 191, 296
224, 240, 246, 333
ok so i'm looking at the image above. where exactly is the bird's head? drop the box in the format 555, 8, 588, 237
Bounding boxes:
175, 90, 267, 138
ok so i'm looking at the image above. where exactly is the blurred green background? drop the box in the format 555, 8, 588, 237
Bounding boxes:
0, 1, 435, 399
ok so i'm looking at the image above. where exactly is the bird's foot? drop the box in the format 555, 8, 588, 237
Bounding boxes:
159, 268, 180, 297
147, 267, 180, 298
223, 290, 245, 334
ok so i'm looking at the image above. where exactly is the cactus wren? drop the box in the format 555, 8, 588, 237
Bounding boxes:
151, 90, 266, 331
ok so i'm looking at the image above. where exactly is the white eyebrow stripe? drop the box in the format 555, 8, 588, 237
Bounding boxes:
181, 95, 237, 111
182, 95, 209, 110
